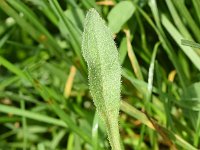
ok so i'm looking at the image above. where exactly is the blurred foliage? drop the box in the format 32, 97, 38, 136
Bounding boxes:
0, 0, 200, 149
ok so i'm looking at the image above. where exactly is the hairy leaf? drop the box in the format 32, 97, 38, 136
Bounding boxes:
82, 8, 121, 150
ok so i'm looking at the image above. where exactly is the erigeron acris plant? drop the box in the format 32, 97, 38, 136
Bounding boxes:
81, 8, 122, 150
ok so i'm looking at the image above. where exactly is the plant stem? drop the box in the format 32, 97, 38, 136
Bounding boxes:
106, 115, 122, 150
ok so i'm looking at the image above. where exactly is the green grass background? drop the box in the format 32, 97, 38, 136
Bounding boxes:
0, 0, 200, 149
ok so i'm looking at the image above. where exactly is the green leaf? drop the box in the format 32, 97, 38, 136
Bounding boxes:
108, 1, 135, 33
48, 0, 86, 72
119, 37, 127, 65
0, 0, 63, 57
82, 8, 122, 150
172, 0, 200, 42
0, 104, 67, 127
180, 82, 200, 146
65, 8, 85, 30
92, 113, 99, 150
161, 14, 200, 71
192, 0, 200, 25
165, 0, 193, 41
180, 82, 200, 126
138, 1, 188, 89
120, 101, 154, 129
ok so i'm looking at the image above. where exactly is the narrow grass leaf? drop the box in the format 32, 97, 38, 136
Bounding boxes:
122, 68, 148, 95
50, 102, 92, 145
20, 99, 27, 150
0, 76, 19, 90
119, 37, 127, 65
181, 82, 200, 126
0, 116, 20, 123
37, 143, 45, 150
0, 0, 61, 57
192, 0, 200, 25
155, 63, 170, 126
0, 56, 27, 79
147, 42, 160, 95
51, 130, 66, 149
124, 29, 144, 80
135, 12, 149, 54
172, 0, 200, 42
66, 133, 74, 150
48, 0, 86, 71
0, 91, 43, 105
120, 101, 154, 129
25, 0, 58, 26
92, 112, 99, 150
161, 15, 200, 71
121, 101, 197, 150
180, 82, 200, 146
174, 135, 197, 150
0, 28, 13, 48
137, 3, 187, 89
0, 104, 67, 127
165, 0, 193, 41
81, 0, 100, 11
0, 56, 92, 146
65, 8, 85, 30
7, 0, 63, 55
145, 42, 160, 115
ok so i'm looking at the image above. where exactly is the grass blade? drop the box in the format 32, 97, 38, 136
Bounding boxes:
124, 29, 144, 80
0, 104, 67, 127
161, 15, 200, 71
172, 0, 200, 42
165, 0, 193, 41
136, 3, 187, 89
48, 0, 86, 71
